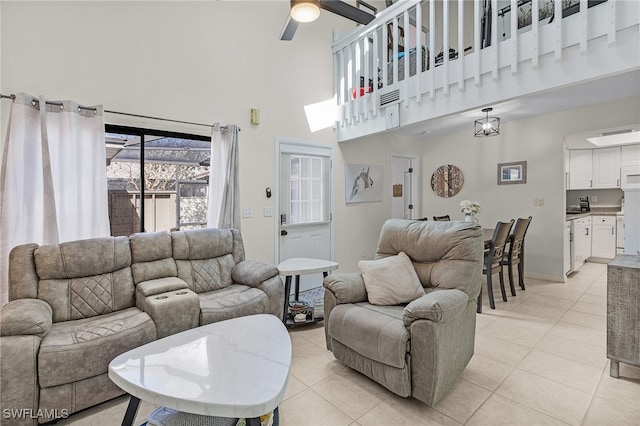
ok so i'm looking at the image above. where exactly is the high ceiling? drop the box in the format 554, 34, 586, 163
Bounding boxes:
395, 69, 640, 139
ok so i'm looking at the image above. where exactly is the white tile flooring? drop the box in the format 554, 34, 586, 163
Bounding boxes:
62, 262, 640, 425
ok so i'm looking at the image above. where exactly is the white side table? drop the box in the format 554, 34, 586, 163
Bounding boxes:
277, 258, 339, 326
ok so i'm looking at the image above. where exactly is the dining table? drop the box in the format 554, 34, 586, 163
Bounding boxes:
483, 228, 494, 247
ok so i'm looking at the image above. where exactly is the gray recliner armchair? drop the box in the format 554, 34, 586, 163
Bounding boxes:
323, 219, 483, 406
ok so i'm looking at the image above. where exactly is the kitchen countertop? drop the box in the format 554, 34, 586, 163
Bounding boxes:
565, 208, 622, 221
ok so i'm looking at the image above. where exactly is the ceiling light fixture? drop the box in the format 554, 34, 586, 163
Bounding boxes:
587, 129, 640, 147
291, 0, 321, 23
474, 107, 501, 137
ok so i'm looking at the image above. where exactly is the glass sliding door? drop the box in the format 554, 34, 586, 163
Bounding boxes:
105, 125, 211, 236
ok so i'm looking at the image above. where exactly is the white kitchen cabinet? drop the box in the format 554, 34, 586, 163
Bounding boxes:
592, 147, 621, 188
567, 146, 633, 189
573, 217, 591, 271
573, 217, 592, 270
621, 144, 640, 167
569, 150, 593, 189
591, 215, 616, 259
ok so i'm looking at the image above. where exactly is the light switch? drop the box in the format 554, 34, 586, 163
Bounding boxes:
533, 198, 544, 206
243, 208, 253, 218
263, 207, 273, 217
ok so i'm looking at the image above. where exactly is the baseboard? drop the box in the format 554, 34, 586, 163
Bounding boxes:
524, 271, 565, 283
587, 257, 614, 264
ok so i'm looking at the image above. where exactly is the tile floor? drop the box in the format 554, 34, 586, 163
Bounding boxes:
62, 262, 640, 425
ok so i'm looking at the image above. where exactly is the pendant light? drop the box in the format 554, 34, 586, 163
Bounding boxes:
474, 107, 501, 137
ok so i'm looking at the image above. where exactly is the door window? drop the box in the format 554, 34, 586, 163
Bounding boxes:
281, 154, 330, 225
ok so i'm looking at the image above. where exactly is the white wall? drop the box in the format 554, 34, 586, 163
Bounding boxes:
419, 96, 640, 281
335, 133, 421, 271
0, 1, 333, 264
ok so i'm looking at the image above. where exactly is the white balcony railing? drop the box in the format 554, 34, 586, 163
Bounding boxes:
332, 0, 640, 142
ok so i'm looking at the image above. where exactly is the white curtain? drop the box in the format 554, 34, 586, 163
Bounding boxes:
207, 125, 240, 230
0, 93, 110, 306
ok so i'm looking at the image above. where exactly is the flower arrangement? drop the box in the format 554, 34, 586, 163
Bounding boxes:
459, 200, 482, 216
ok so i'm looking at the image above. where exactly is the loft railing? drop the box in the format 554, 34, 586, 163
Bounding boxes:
332, 0, 639, 137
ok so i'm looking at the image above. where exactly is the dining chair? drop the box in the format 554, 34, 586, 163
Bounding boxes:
433, 215, 451, 221
477, 220, 514, 313
501, 216, 533, 295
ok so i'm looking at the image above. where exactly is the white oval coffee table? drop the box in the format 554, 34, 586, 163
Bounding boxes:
108, 314, 291, 426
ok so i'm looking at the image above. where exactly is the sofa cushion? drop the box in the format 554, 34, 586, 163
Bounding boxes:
171, 228, 244, 263
359, 252, 425, 305
130, 231, 177, 284
198, 284, 269, 325
35, 237, 131, 279
38, 268, 135, 322
38, 307, 156, 388
328, 303, 409, 368
34, 237, 135, 322
176, 256, 236, 293
129, 231, 172, 264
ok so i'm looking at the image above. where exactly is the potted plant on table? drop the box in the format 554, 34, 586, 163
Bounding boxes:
460, 200, 481, 223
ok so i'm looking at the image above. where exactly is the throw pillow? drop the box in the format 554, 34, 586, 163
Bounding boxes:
359, 252, 425, 306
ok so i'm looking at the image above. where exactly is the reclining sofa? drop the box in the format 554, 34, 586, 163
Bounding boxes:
0, 228, 283, 425
323, 219, 483, 406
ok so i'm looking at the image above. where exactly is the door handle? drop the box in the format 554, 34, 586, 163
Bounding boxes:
612, 227, 614, 235
281, 229, 288, 236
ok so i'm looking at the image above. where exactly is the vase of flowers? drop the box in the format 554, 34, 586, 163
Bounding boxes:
460, 200, 481, 223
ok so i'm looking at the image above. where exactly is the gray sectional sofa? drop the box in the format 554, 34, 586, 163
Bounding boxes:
0, 228, 283, 425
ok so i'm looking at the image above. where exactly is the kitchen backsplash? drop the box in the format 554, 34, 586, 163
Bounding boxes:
566, 188, 623, 208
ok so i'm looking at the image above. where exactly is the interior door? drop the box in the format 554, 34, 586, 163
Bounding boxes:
277, 141, 333, 295
391, 154, 418, 219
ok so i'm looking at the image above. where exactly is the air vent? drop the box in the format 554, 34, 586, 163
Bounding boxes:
379, 89, 401, 108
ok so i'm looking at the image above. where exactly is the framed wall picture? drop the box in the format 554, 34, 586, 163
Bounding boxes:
498, 161, 527, 185
346, 163, 383, 203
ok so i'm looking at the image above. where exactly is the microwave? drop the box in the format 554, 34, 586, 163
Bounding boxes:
621, 166, 640, 190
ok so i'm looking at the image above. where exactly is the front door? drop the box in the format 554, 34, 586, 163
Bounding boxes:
276, 140, 333, 295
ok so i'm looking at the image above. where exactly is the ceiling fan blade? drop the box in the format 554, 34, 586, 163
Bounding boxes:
280, 15, 299, 41
319, 0, 375, 25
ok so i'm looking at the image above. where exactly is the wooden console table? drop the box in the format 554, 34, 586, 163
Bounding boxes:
607, 254, 640, 378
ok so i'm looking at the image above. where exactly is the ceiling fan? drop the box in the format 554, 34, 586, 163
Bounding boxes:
280, 0, 376, 41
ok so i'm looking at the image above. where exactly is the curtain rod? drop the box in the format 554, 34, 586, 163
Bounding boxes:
0, 93, 239, 131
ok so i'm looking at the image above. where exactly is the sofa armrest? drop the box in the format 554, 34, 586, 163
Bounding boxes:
323, 273, 368, 304
135, 277, 188, 311
0, 299, 52, 338
232, 260, 278, 287
403, 289, 468, 326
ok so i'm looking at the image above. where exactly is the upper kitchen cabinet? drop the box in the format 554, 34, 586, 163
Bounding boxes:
568, 147, 622, 190
593, 147, 621, 188
569, 150, 593, 190
621, 145, 640, 167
